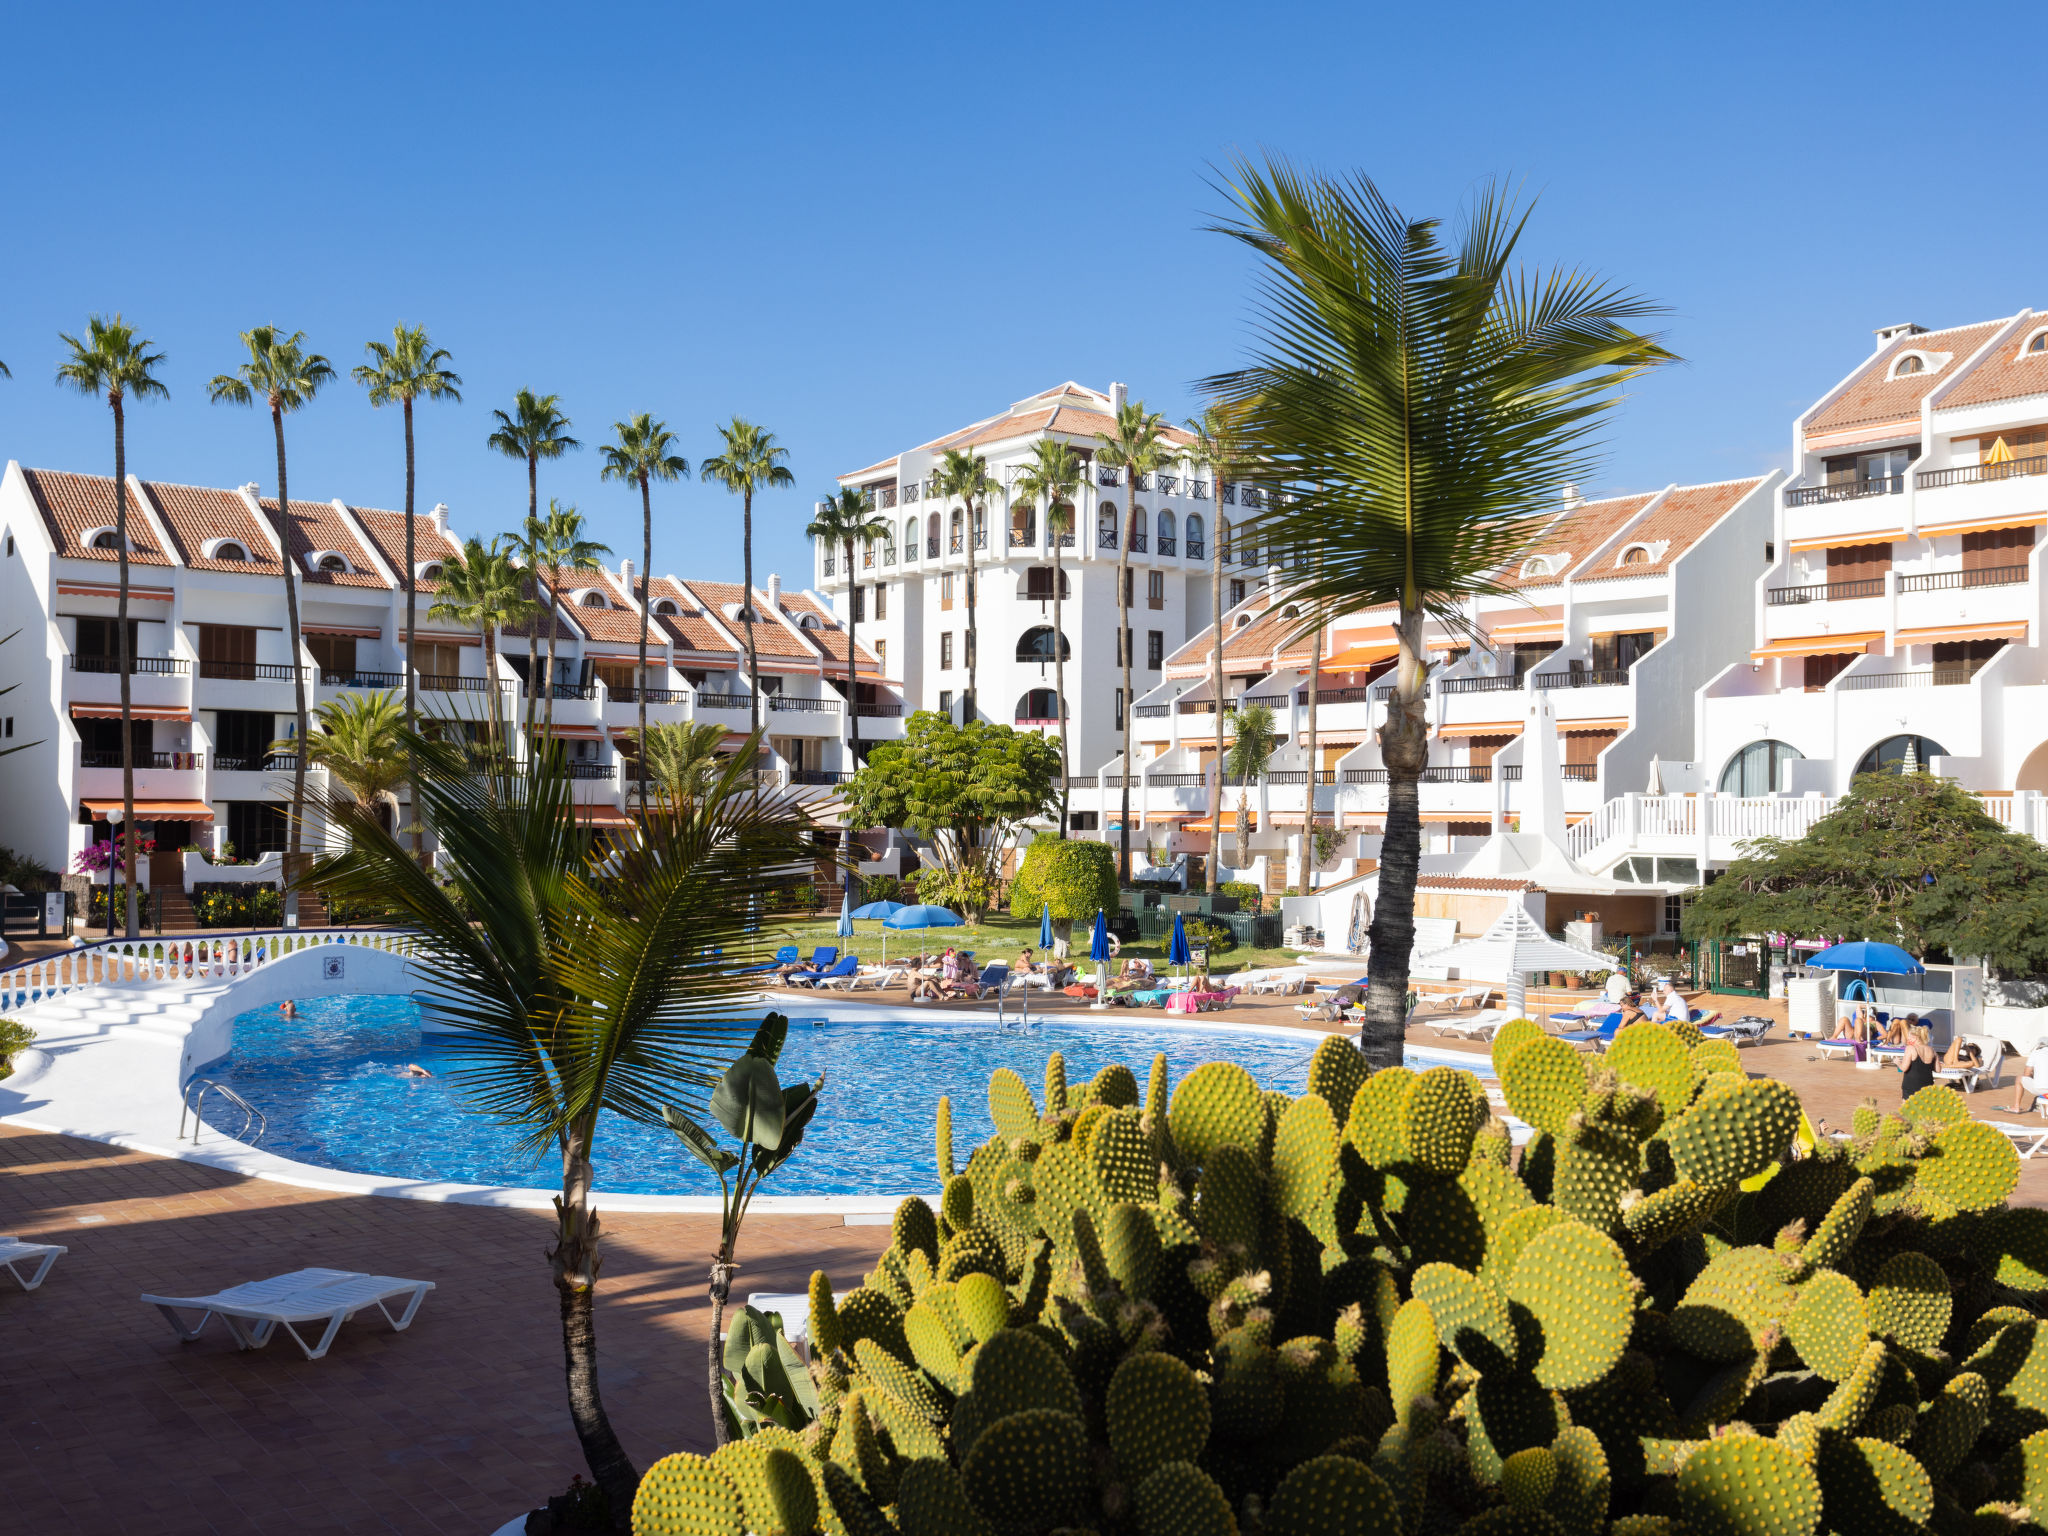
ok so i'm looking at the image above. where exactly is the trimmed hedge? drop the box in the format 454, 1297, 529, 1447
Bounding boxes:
1007, 837, 1117, 922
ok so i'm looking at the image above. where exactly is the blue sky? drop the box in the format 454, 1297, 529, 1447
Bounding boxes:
4, 1, 2041, 587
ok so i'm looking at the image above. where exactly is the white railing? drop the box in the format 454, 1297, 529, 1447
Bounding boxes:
1708, 795, 1830, 843
0, 928, 412, 1011
1569, 789, 2027, 869
1565, 798, 1625, 862
1982, 795, 2017, 827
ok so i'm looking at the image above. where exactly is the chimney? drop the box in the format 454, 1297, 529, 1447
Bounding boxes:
1873, 322, 1927, 349
767, 573, 783, 610
1560, 482, 1584, 509
619, 557, 635, 600
1110, 381, 1128, 413
429, 502, 448, 536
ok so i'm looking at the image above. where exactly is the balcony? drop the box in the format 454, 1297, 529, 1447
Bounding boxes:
1155, 474, 1177, 495
861, 547, 875, 570
1129, 530, 1148, 553
1239, 546, 1259, 567
881, 544, 895, 565
1296, 686, 1378, 705
950, 534, 964, 554
1766, 577, 1885, 606
200, 660, 306, 683
927, 538, 939, 559
1133, 703, 1171, 719
1896, 564, 2027, 593
1560, 764, 1597, 781
823, 553, 835, 576
608, 685, 689, 704
694, 693, 751, 710
1096, 466, 1121, 487
1186, 539, 1204, 559
1266, 770, 1336, 785
81, 750, 201, 769
768, 695, 842, 713
1099, 528, 1119, 550
791, 769, 852, 785
901, 482, 920, 503
1190, 481, 1209, 500
854, 702, 903, 718
567, 762, 615, 780
70, 654, 187, 676
1837, 668, 1983, 691
523, 681, 599, 700
1009, 529, 1035, 548
213, 753, 295, 772
1533, 668, 1630, 690
1158, 536, 1177, 557
1442, 674, 1521, 695
418, 673, 499, 694
321, 669, 406, 689
1785, 474, 1904, 508
876, 485, 898, 509
1916, 454, 2048, 491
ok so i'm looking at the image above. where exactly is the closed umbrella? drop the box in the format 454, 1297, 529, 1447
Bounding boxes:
1040, 903, 1054, 951
837, 893, 854, 940
1168, 911, 1192, 975
1090, 908, 1113, 1010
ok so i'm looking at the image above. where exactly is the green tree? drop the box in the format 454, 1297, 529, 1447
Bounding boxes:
56, 315, 169, 938
428, 537, 538, 751
700, 419, 794, 734
640, 720, 735, 806
1007, 837, 1117, 956
1010, 438, 1083, 834
1094, 401, 1172, 884
1205, 160, 1672, 1065
352, 326, 462, 773
805, 488, 889, 768
840, 712, 1061, 921
488, 392, 583, 731
304, 731, 817, 1521
1683, 772, 2048, 973
1223, 702, 1281, 875
602, 415, 690, 803
283, 689, 408, 835
521, 501, 611, 737
933, 448, 999, 722
208, 326, 337, 923
1183, 405, 1249, 893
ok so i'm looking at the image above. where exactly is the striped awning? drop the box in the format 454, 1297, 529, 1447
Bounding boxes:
1491, 606, 1564, 642
1749, 632, 1882, 661
302, 623, 382, 639
1558, 717, 1629, 733
543, 724, 605, 740
56, 581, 173, 600
70, 703, 190, 721
1894, 621, 2028, 646
1915, 513, 2045, 540
81, 798, 213, 820
1437, 721, 1524, 738
1786, 529, 1903, 553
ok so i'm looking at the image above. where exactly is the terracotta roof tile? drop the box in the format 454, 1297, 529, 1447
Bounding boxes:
532, 566, 657, 645
1937, 317, 2048, 409
348, 507, 463, 593
840, 383, 1195, 480
678, 580, 816, 658
1805, 320, 2007, 438
1570, 477, 1766, 583
21, 469, 172, 565
780, 592, 882, 670
138, 480, 281, 574
645, 575, 741, 655
257, 497, 387, 588
1496, 495, 1654, 589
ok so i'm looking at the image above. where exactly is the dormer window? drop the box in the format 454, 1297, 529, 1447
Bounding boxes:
797, 612, 822, 630
85, 527, 124, 551
579, 589, 608, 608
1234, 613, 1253, 629
651, 598, 679, 616
415, 560, 444, 582
1519, 553, 1563, 580
1895, 354, 1925, 375
206, 539, 249, 562
1618, 545, 1651, 567
2025, 330, 2048, 356
306, 549, 351, 575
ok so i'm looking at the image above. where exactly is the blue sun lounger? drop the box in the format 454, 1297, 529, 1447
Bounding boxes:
788, 955, 858, 988
731, 945, 800, 975
1552, 1012, 1624, 1047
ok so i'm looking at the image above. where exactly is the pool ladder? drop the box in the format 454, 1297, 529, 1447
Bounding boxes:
994, 975, 1037, 1032
179, 1078, 267, 1145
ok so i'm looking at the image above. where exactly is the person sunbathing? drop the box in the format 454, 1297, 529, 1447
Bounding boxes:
1302, 981, 1365, 1022
907, 948, 955, 1003
1879, 1012, 1915, 1048
937, 950, 982, 1000
1942, 1036, 1983, 1071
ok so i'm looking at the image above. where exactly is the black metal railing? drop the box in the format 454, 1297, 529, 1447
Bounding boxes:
862, 547, 874, 569
1765, 576, 1886, 605
1065, 775, 1099, 789
791, 769, 852, 785
1785, 474, 1904, 507
1897, 563, 2028, 593
1838, 667, 1984, 691
950, 533, 964, 553
822, 553, 835, 575
199, 660, 305, 682
321, 669, 405, 689
926, 538, 939, 559
1239, 547, 1259, 567
1267, 770, 1336, 785
1145, 772, 1205, 787
974, 529, 987, 550
1372, 684, 1398, 700
1341, 768, 1385, 784
881, 544, 895, 565
902, 483, 920, 503
528, 681, 599, 700
855, 702, 903, 718
1129, 530, 1148, 553
877, 485, 897, 508
1133, 703, 1171, 718
1422, 765, 1494, 783
1442, 674, 1520, 694
567, 762, 615, 780
1157, 536, 1176, 556
1297, 686, 1376, 705
610, 685, 688, 704
694, 693, 751, 709
1243, 693, 1287, 709
1156, 474, 1177, 495
769, 695, 841, 713
1240, 487, 1265, 510
1009, 529, 1035, 547
213, 753, 295, 772
81, 750, 197, 769
1534, 669, 1630, 689
1097, 466, 1121, 487
1555, 763, 1595, 781
1219, 485, 1237, 505
1049, 530, 1074, 547
1176, 700, 1219, 714
416, 673, 498, 694
1915, 454, 2048, 490
1098, 528, 1119, 550
1190, 481, 1209, 500
71, 654, 188, 675
1186, 539, 1204, 559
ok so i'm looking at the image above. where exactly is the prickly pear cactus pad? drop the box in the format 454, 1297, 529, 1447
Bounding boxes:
628, 1046, 2047, 1536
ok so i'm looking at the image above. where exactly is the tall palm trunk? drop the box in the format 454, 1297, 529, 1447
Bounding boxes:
524, 453, 540, 741
742, 488, 760, 736
541, 568, 562, 737
1363, 609, 1429, 1067
271, 405, 309, 927
843, 535, 861, 907
553, 1119, 638, 1523
403, 397, 423, 859
1052, 520, 1070, 837
637, 476, 653, 808
1117, 488, 1133, 883
113, 395, 137, 937
964, 502, 978, 721
1300, 617, 1322, 896
1208, 483, 1226, 893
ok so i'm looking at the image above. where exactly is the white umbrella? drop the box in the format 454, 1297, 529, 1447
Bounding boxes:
1415, 904, 1614, 1019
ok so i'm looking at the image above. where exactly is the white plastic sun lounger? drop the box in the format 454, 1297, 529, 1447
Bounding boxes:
1986, 1121, 2048, 1160
819, 966, 904, 992
1425, 1009, 1512, 1042
142, 1266, 435, 1360
0, 1236, 68, 1291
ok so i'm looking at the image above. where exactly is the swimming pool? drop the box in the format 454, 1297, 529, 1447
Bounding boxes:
197, 994, 1491, 1198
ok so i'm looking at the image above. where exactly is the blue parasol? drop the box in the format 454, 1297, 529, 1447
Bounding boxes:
851, 898, 904, 961
836, 893, 854, 939
1039, 903, 1054, 951
1807, 941, 1923, 975
1090, 908, 1113, 963
1168, 911, 1192, 971
886, 902, 963, 964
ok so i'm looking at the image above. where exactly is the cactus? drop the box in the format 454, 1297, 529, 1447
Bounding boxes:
633, 1453, 745, 1536
1506, 1221, 1635, 1391
1263, 1454, 1400, 1535
988, 1067, 1038, 1143
1304, 1033, 1367, 1121
958, 1407, 1094, 1529
1498, 1036, 1589, 1137
1168, 1060, 1265, 1163
1131, 1461, 1235, 1536
1106, 1350, 1211, 1483
1674, 1435, 1821, 1536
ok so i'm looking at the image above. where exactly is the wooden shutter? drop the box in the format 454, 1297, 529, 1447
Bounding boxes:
1962, 525, 2033, 572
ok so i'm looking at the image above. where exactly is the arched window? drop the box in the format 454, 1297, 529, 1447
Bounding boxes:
1520, 554, 1561, 579
1014, 688, 1062, 724
904, 516, 918, 556
797, 612, 822, 630
88, 528, 122, 551
1048, 501, 1076, 548
1186, 511, 1205, 549
2030, 331, 2048, 354
1234, 612, 1254, 630
1016, 626, 1070, 663
1098, 501, 1119, 548
579, 589, 608, 608
1219, 518, 1234, 560
925, 511, 940, 556
1718, 739, 1804, 796
1157, 508, 1176, 549
417, 560, 444, 582
949, 506, 963, 538
1619, 545, 1650, 566
652, 597, 679, 616
317, 553, 348, 574
1010, 500, 1035, 548
1855, 734, 1948, 777
209, 540, 248, 562
1894, 354, 1925, 376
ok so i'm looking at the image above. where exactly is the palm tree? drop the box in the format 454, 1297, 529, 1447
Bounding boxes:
1299, 595, 1325, 898
640, 719, 734, 806
933, 448, 998, 721
284, 689, 408, 835
1205, 158, 1673, 1065
804, 489, 888, 768
1011, 438, 1083, 834
58, 318, 169, 938
521, 502, 611, 737
1224, 702, 1280, 877
208, 327, 335, 924
603, 417, 690, 805
699, 419, 794, 734
1093, 400, 1171, 884
429, 537, 540, 752
303, 730, 818, 1520
1183, 405, 1246, 893
489, 392, 582, 729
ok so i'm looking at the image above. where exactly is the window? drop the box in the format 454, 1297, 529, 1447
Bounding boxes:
940, 632, 954, 670
940, 571, 955, 609
1590, 631, 1656, 671
1069, 811, 1098, 832
419, 561, 445, 582
851, 587, 865, 623
874, 584, 887, 620
759, 674, 783, 696
1157, 509, 1175, 547
316, 553, 349, 574
937, 690, 953, 719
208, 540, 249, 562
1804, 652, 1852, 691
1893, 354, 1926, 376
1663, 893, 1687, 935
226, 799, 288, 855
1024, 566, 1069, 601
75, 616, 140, 667
904, 517, 917, 554
1718, 738, 1803, 796
197, 624, 257, 679
89, 529, 123, 551
1116, 626, 1136, 665
1115, 688, 1125, 730
651, 597, 678, 615
1016, 626, 1070, 663
1618, 545, 1649, 566
874, 639, 886, 669
965, 630, 975, 666
414, 640, 462, 681
306, 633, 356, 677
1147, 571, 1164, 609
1229, 578, 1247, 607
579, 589, 608, 607
1519, 553, 1561, 579
1122, 569, 1134, 607
1186, 513, 1204, 548
1147, 630, 1163, 670
1855, 734, 1948, 776
1015, 689, 1061, 724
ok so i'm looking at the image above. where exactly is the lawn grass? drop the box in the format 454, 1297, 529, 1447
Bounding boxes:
740, 909, 1311, 975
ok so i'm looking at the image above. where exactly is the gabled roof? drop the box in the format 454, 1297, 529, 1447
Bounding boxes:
258, 497, 387, 588
141, 480, 282, 574
348, 507, 463, 593
1570, 477, 1766, 584
1495, 495, 1653, 589
21, 469, 172, 565
1805, 319, 2009, 440
646, 575, 742, 655
840, 382, 1195, 481
539, 566, 656, 646
1936, 314, 2048, 410
780, 591, 883, 672
677, 580, 817, 659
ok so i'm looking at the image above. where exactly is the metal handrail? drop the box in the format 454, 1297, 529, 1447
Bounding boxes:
1896, 564, 2028, 593
179, 1077, 267, 1145
1785, 474, 1904, 507
1765, 577, 1885, 605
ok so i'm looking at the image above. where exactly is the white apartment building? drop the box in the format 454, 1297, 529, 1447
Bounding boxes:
815, 382, 1255, 783
0, 462, 900, 902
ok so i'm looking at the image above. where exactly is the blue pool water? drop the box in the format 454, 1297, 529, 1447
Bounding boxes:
201, 994, 1483, 1197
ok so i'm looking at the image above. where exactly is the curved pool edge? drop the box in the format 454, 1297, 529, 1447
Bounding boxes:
0, 966, 1412, 1216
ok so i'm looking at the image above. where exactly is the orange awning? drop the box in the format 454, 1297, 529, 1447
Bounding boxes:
1438, 721, 1524, 738
1297, 730, 1373, 746
56, 581, 173, 600
1915, 513, 2046, 540
1425, 633, 1470, 650
572, 804, 636, 828
543, 724, 605, 740
81, 798, 213, 820
399, 630, 482, 646
302, 623, 382, 639
70, 703, 191, 721
1491, 607, 1564, 641
1556, 716, 1630, 733
1585, 620, 1667, 638
1179, 812, 1258, 833
1895, 621, 2029, 646
1316, 642, 1399, 671
1750, 632, 1882, 661
1786, 529, 1903, 553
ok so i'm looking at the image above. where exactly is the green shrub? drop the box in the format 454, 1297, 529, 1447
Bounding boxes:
629, 1027, 2047, 1536
1179, 914, 1236, 952
0, 845, 55, 891
1007, 837, 1117, 922
189, 885, 282, 929
1216, 879, 1263, 912
0, 1016, 34, 1079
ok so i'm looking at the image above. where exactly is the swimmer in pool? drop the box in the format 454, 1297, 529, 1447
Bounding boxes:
279, 1000, 297, 1018
403, 1063, 432, 1078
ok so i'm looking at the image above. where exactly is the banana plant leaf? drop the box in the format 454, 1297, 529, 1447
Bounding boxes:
720, 1303, 818, 1438
752, 1076, 823, 1176
662, 1105, 741, 1175
711, 1055, 786, 1149
745, 1012, 789, 1065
